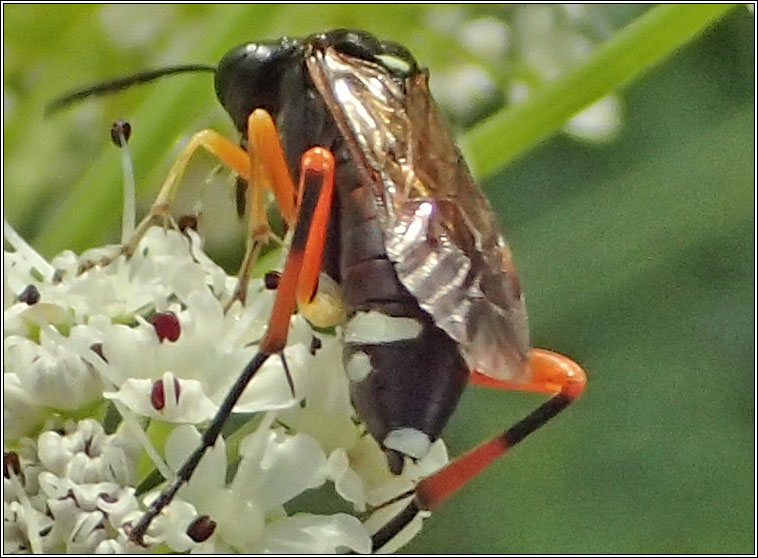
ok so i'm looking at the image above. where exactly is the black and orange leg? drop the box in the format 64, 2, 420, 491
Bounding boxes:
370, 349, 586, 552
128, 147, 335, 545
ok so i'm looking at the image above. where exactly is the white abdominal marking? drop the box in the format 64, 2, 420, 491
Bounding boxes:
383, 428, 432, 459
346, 351, 373, 383
344, 311, 422, 344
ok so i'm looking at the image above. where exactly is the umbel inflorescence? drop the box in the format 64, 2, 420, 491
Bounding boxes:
3, 224, 446, 553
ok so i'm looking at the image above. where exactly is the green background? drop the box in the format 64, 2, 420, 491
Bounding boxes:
3, 5, 754, 554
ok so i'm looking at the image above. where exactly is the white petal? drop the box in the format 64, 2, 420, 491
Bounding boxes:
229, 325, 354, 448
98, 444, 136, 486
234, 429, 328, 511
37, 431, 73, 477
164, 425, 227, 508
166, 261, 211, 303
185, 229, 229, 296
249, 513, 371, 554
345, 436, 407, 508
103, 375, 216, 423
2, 373, 47, 440
404, 438, 449, 479
101, 323, 159, 383
147, 499, 197, 552
298, 334, 354, 418
366, 440, 449, 508
94, 539, 123, 554
3, 228, 56, 284
12, 329, 102, 410
68, 510, 107, 554
232, 344, 311, 413
37, 471, 70, 500
185, 289, 225, 338
47, 495, 80, 535
208, 488, 265, 550
327, 449, 366, 512
366, 477, 416, 509
5, 498, 56, 554
95, 489, 140, 526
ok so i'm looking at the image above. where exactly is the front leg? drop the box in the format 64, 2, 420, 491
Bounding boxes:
124, 130, 251, 259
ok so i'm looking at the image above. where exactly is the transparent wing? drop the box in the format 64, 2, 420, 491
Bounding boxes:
307, 47, 530, 382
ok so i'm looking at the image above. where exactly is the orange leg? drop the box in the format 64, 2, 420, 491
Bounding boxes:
230, 109, 304, 306
118, 110, 299, 307
371, 349, 586, 552
246, 109, 297, 228
469, 348, 586, 399
131, 111, 297, 243
125, 130, 250, 256
129, 147, 336, 545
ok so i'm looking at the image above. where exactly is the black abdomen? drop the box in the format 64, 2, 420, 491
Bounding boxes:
338, 181, 468, 473
271, 56, 468, 473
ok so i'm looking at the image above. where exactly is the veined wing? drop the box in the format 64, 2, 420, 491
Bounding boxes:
306, 46, 530, 382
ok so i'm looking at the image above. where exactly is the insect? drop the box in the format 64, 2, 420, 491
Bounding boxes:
50, 29, 586, 551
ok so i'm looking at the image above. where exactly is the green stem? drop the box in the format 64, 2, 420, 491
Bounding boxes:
464, 4, 736, 178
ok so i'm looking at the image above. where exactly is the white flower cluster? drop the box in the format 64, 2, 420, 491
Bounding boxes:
427, 5, 622, 141
3, 226, 447, 553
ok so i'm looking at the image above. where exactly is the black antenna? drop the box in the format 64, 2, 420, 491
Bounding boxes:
46, 64, 217, 115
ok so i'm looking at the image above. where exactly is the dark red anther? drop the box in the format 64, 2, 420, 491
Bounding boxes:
309, 335, 322, 356
56, 488, 78, 507
264, 270, 281, 290
98, 492, 118, 504
150, 311, 181, 342
150, 380, 164, 410
90, 343, 107, 362
18, 285, 40, 305
110, 119, 131, 147
150, 376, 181, 411
178, 215, 199, 233
186, 515, 216, 543
83, 435, 93, 456
4, 451, 21, 478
